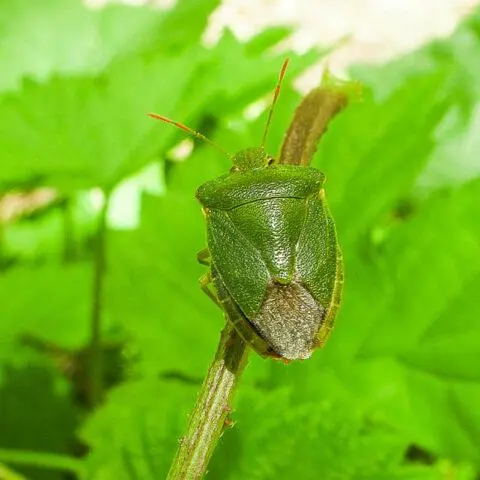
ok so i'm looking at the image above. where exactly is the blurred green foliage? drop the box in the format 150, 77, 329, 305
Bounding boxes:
0, 0, 479, 479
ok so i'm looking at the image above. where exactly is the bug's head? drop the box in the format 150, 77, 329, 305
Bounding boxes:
231, 59, 289, 173
231, 147, 274, 172
148, 59, 289, 173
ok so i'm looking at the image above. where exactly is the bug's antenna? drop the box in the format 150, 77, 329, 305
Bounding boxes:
261, 58, 290, 149
148, 113, 232, 160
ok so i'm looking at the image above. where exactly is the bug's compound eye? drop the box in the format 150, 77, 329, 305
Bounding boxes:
267, 156, 275, 166
230, 165, 241, 173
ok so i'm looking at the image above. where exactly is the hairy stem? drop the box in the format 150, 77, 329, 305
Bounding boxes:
279, 75, 360, 167
167, 323, 249, 479
88, 193, 109, 408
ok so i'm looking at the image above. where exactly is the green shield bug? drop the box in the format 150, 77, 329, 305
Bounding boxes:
150, 60, 349, 361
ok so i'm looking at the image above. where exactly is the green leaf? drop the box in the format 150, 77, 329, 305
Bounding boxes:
316, 73, 451, 248
0, 264, 92, 353
197, 31, 320, 118
354, 181, 480, 462
2, 1, 480, 478
351, 8, 480, 191
0, 356, 78, 480
260, 87, 480, 466
0, 49, 205, 188
0, 0, 219, 93
80, 379, 196, 480
0, 25, 318, 189
156, 0, 222, 52
2, 209, 66, 262
236, 10, 480, 468
209, 387, 447, 480
244, 26, 293, 56
106, 192, 221, 378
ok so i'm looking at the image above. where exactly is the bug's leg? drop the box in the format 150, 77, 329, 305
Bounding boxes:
197, 248, 211, 266
217, 289, 275, 359
200, 262, 279, 359
199, 271, 223, 309
198, 249, 222, 307
198, 249, 224, 308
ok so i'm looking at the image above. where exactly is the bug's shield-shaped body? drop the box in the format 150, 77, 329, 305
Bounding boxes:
197, 163, 343, 360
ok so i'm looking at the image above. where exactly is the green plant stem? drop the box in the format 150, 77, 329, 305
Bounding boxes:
88, 193, 109, 408
167, 323, 249, 480
62, 197, 76, 262
0, 450, 83, 475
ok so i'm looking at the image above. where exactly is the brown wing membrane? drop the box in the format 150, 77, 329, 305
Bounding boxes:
251, 280, 326, 360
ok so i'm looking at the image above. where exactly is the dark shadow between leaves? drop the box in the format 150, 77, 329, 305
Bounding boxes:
0, 364, 78, 480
